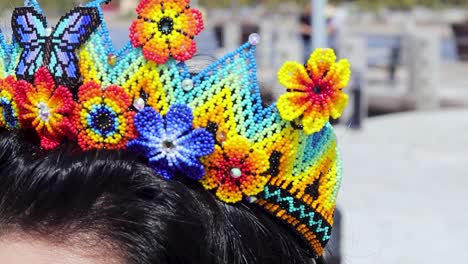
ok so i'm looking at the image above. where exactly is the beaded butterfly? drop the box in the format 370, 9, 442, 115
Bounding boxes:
0, 32, 8, 79
12, 6, 101, 87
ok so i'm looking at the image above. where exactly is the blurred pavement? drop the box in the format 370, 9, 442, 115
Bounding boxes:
336, 110, 468, 263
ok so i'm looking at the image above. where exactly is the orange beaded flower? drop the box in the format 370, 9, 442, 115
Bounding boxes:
76, 81, 136, 150
277, 49, 351, 134
15, 68, 76, 150
200, 136, 269, 203
0, 76, 20, 130
130, 0, 204, 64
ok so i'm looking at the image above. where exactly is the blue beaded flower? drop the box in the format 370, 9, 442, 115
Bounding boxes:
128, 104, 215, 180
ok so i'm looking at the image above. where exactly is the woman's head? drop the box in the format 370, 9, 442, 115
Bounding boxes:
0, 131, 317, 264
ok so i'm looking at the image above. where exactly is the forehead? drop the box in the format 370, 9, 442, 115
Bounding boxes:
0, 234, 122, 264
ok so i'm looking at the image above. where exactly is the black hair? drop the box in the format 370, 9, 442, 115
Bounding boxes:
0, 130, 318, 264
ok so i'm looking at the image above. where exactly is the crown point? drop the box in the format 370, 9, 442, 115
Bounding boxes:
248, 33, 261, 46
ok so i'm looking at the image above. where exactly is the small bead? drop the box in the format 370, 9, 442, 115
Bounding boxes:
182, 79, 194, 92
133, 97, 145, 111
37, 102, 50, 122
248, 33, 261, 46
45, 27, 53, 37
162, 138, 176, 151
217, 131, 227, 143
246, 196, 258, 203
230, 168, 242, 178
107, 54, 117, 66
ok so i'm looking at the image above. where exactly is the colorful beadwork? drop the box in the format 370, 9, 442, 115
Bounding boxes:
12, 6, 101, 87
277, 48, 351, 134
0, 34, 8, 79
0, 76, 20, 130
15, 67, 75, 150
130, 0, 204, 64
256, 124, 341, 256
128, 104, 214, 180
0, 0, 351, 258
76, 81, 136, 150
201, 136, 269, 203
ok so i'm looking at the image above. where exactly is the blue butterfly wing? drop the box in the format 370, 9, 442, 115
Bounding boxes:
50, 7, 101, 84
0, 31, 8, 78
12, 7, 47, 80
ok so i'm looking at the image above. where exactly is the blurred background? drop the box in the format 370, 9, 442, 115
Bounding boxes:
1, 0, 467, 263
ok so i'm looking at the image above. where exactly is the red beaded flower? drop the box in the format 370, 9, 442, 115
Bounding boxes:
200, 136, 269, 203
130, 0, 204, 64
76, 81, 136, 150
14, 67, 75, 150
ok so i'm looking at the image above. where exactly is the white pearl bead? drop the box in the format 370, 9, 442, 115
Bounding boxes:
133, 97, 145, 111
45, 27, 53, 37
37, 102, 50, 122
182, 79, 194, 92
230, 168, 242, 178
248, 33, 261, 46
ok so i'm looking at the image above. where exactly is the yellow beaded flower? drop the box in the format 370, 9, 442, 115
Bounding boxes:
200, 136, 269, 203
277, 49, 350, 134
130, 0, 204, 64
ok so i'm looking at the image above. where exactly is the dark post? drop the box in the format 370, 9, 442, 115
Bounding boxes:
324, 208, 342, 264
348, 70, 362, 129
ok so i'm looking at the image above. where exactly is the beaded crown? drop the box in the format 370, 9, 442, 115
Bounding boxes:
0, 0, 351, 257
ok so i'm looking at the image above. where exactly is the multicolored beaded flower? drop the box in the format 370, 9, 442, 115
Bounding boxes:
130, 0, 204, 64
276, 48, 351, 134
200, 136, 269, 203
15, 68, 75, 149
0, 76, 20, 130
128, 104, 214, 180
76, 82, 136, 150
